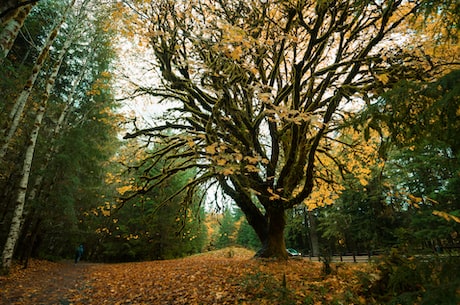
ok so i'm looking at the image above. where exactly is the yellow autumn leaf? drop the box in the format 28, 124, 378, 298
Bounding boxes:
433, 210, 460, 223
228, 46, 243, 60
116, 185, 133, 195
358, 177, 369, 186
425, 197, 439, 204
244, 164, 260, 172
187, 140, 195, 147
244, 156, 259, 164
259, 92, 272, 103
205, 143, 218, 154
218, 143, 228, 151
376, 73, 390, 84
408, 194, 423, 204
267, 188, 285, 201
216, 158, 227, 166
101, 71, 112, 78
221, 167, 235, 175
232, 152, 243, 162
306, 202, 318, 211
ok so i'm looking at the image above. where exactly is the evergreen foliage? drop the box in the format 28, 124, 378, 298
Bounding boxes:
215, 208, 237, 249
92, 148, 207, 262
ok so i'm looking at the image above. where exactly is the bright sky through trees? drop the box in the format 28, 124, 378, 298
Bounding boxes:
111, 0, 446, 259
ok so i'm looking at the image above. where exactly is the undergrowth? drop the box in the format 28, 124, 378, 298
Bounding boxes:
364, 248, 460, 305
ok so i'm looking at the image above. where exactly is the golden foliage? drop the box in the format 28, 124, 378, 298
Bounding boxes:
433, 210, 460, 223
375, 73, 390, 85
116, 185, 134, 195
205, 143, 218, 154
304, 181, 344, 211
244, 164, 260, 173
304, 127, 383, 210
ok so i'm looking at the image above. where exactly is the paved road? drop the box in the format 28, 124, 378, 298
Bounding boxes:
299, 255, 374, 263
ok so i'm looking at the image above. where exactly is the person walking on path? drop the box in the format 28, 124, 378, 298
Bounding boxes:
74, 244, 84, 264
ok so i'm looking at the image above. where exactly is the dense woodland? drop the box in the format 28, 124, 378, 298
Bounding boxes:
0, 0, 459, 303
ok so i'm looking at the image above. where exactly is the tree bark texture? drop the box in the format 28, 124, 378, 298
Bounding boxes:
255, 206, 288, 259
0, 4, 33, 62
0, 0, 73, 160
25, 33, 83, 204
308, 211, 320, 257
1, 101, 45, 271
0, 0, 38, 20
1, 33, 69, 272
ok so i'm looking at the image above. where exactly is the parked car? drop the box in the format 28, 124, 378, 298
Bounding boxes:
287, 248, 302, 256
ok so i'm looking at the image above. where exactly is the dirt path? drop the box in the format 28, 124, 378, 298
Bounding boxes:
0, 260, 92, 305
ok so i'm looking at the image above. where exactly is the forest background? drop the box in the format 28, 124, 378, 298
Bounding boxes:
0, 0, 459, 304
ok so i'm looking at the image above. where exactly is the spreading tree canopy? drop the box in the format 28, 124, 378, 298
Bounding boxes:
121, 0, 431, 258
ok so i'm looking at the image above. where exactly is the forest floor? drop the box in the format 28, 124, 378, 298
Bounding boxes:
0, 247, 375, 305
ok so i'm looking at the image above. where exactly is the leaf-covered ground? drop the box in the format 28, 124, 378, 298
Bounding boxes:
0, 247, 374, 304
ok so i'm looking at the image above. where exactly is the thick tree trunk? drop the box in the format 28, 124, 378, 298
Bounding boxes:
220, 179, 289, 259
21, 217, 41, 269
255, 206, 288, 260
236, 198, 268, 245
308, 210, 319, 257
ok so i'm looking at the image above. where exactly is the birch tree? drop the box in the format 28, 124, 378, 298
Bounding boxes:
9, 2, 121, 263
25, 54, 90, 206
0, 0, 75, 161
0, 0, 38, 18
0, 46, 67, 272
0, 4, 34, 62
121, 0, 432, 258
17, 52, 93, 266
20, 0, 99, 208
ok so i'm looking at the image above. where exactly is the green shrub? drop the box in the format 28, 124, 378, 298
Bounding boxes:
366, 248, 460, 305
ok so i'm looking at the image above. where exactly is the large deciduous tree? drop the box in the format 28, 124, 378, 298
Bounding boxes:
122, 0, 426, 258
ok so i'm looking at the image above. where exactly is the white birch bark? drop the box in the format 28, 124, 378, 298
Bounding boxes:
1, 72, 51, 272
0, 4, 33, 62
0, 0, 75, 161
26, 50, 90, 203
0, 1, 38, 17
0, 13, 73, 273
0, 0, 22, 18
25, 103, 71, 203
20, 0, 95, 207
